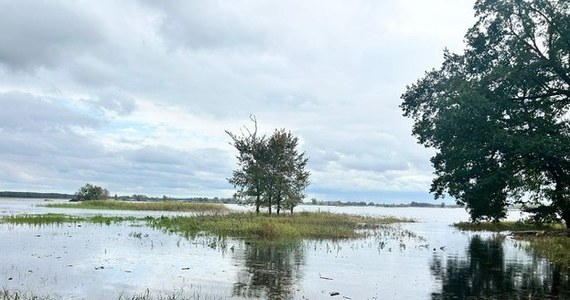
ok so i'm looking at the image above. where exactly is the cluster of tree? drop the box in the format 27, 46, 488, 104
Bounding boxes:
401, 0, 570, 227
227, 118, 310, 215
73, 183, 110, 201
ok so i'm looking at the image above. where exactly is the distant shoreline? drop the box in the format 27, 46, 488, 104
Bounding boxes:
0, 191, 461, 208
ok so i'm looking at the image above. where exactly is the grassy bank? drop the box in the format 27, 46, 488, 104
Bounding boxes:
44, 200, 228, 213
1, 211, 412, 240
453, 221, 570, 267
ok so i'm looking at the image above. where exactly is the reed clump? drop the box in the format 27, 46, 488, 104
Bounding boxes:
44, 200, 228, 213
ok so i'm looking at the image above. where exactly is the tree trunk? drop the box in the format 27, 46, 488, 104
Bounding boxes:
547, 165, 570, 236
255, 194, 260, 214
276, 191, 281, 215
561, 209, 570, 237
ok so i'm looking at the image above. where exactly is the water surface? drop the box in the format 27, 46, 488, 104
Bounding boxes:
0, 199, 568, 299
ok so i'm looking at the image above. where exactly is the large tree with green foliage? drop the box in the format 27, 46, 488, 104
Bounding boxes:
401, 0, 570, 225
74, 183, 110, 201
227, 118, 310, 215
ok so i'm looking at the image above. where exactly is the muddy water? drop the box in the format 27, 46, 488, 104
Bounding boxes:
1, 199, 569, 299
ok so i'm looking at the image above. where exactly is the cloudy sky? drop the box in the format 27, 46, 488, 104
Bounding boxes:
0, 0, 475, 203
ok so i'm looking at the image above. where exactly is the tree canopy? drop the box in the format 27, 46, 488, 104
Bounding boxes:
227, 118, 310, 215
401, 0, 570, 225
74, 183, 110, 201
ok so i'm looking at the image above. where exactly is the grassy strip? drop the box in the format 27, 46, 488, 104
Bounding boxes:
43, 200, 228, 213
0, 213, 138, 226
149, 211, 412, 239
1, 212, 412, 240
453, 221, 562, 232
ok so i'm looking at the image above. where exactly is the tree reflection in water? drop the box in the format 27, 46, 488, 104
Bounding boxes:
431, 235, 570, 299
232, 240, 305, 299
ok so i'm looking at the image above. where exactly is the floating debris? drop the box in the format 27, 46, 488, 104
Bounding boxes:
320, 274, 333, 280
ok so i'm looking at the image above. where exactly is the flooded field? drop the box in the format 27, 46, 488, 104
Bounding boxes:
1, 199, 569, 299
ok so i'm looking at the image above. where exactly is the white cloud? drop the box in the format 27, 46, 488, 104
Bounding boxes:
0, 0, 475, 202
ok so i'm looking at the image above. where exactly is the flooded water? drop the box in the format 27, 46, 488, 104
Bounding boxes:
0, 199, 568, 299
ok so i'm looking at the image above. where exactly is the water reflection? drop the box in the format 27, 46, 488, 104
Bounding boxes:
232, 240, 305, 299
431, 235, 570, 299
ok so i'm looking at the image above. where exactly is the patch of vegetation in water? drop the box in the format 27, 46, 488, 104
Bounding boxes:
453, 221, 562, 232
454, 221, 570, 268
1, 288, 52, 300
1, 288, 227, 300
0, 214, 138, 226
0, 211, 413, 240
149, 211, 414, 240
520, 235, 570, 268
43, 200, 228, 213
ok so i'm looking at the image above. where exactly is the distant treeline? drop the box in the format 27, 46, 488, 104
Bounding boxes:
308, 199, 458, 208
0, 191, 236, 203
0, 191, 457, 208
0, 191, 74, 199
120, 194, 236, 203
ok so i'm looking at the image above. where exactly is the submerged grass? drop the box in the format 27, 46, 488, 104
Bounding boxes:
1, 288, 225, 300
454, 221, 570, 268
0, 214, 138, 226
0, 211, 412, 240
1, 289, 52, 300
522, 235, 570, 267
43, 200, 228, 213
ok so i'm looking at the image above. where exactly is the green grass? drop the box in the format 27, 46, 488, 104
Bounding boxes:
43, 200, 228, 213
0, 211, 412, 240
149, 211, 413, 240
453, 221, 563, 232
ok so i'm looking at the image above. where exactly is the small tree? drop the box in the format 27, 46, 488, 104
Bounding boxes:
226, 116, 269, 213
267, 129, 310, 215
227, 118, 310, 215
74, 183, 110, 201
